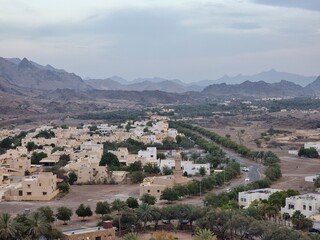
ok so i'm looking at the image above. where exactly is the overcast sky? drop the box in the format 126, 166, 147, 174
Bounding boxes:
0, 0, 319, 82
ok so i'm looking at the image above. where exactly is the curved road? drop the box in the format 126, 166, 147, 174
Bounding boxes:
222, 147, 262, 182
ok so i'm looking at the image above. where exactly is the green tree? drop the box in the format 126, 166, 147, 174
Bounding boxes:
99, 152, 120, 167
25, 212, 51, 239
162, 165, 173, 175
0, 213, 20, 240
124, 232, 139, 240
291, 210, 313, 230
298, 147, 319, 158
68, 171, 77, 185
140, 193, 157, 205
112, 199, 128, 213
194, 229, 216, 240
129, 161, 143, 172
126, 197, 139, 209
37, 207, 55, 223
160, 188, 179, 202
57, 182, 70, 193
199, 166, 206, 176
136, 203, 153, 231
95, 201, 111, 217
76, 204, 92, 221
31, 152, 47, 164
34, 130, 55, 139
58, 154, 70, 166
157, 153, 166, 160
315, 176, 320, 188
143, 163, 160, 174
130, 171, 145, 183
56, 207, 73, 225
26, 142, 37, 152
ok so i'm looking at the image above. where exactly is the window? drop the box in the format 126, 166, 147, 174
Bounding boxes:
240, 198, 243, 201
303, 205, 306, 210
309, 206, 312, 211
27, 184, 31, 188
96, 237, 102, 240
27, 192, 32, 196
148, 190, 150, 193
289, 204, 294, 210
157, 190, 160, 193
244, 198, 246, 202
43, 192, 47, 196
19, 190, 23, 196
39, 183, 42, 187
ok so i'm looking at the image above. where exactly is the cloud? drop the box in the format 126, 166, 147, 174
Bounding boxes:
252, 0, 320, 12
0, 0, 319, 81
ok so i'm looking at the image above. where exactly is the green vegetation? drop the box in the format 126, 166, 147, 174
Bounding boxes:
56, 207, 73, 225
0, 131, 26, 154
170, 121, 282, 183
140, 193, 157, 205
75, 204, 93, 221
298, 147, 319, 158
34, 130, 55, 139
30, 152, 47, 164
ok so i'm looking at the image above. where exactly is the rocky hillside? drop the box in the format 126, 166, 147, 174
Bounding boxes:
202, 80, 306, 97
0, 57, 90, 91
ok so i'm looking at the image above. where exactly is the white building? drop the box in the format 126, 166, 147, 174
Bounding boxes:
304, 142, 320, 153
160, 159, 210, 176
97, 124, 114, 135
168, 129, 178, 139
305, 175, 320, 183
238, 188, 282, 209
281, 193, 320, 217
138, 147, 157, 161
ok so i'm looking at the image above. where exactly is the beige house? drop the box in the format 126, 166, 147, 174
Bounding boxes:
1, 172, 58, 201
0, 156, 31, 176
139, 151, 190, 198
64, 161, 111, 184
62, 221, 115, 240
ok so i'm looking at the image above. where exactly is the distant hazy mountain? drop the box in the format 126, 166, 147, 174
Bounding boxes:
0, 57, 90, 91
86, 78, 204, 93
305, 76, 320, 95
85, 78, 123, 90
202, 80, 305, 97
193, 69, 316, 87
109, 75, 130, 85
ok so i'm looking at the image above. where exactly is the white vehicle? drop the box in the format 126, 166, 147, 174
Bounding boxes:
245, 178, 250, 182
242, 167, 249, 172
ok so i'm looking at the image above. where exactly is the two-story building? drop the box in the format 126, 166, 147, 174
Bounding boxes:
238, 188, 282, 209
281, 193, 320, 217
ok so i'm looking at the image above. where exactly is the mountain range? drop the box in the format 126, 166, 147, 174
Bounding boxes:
0, 57, 319, 99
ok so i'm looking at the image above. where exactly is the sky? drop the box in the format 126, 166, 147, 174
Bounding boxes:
0, 0, 320, 82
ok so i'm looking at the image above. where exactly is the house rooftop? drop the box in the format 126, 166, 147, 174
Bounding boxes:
241, 188, 282, 195
63, 227, 110, 236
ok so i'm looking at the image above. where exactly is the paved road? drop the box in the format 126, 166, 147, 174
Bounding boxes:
222, 147, 262, 182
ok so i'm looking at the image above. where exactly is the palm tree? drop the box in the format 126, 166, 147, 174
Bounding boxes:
136, 203, 153, 231
0, 213, 20, 240
194, 228, 216, 240
151, 206, 162, 231
25, 212, 51, 239
123, 232, 139, 240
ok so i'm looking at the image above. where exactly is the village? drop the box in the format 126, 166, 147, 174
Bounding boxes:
2, 111, 320, 239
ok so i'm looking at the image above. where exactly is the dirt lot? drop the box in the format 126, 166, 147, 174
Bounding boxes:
0, 184, 139, 229
196, 111, 320, 192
